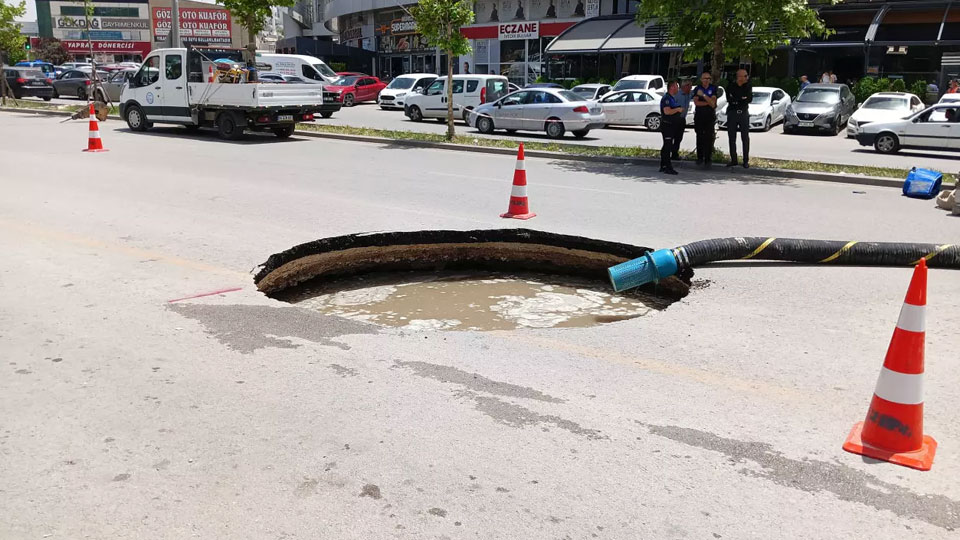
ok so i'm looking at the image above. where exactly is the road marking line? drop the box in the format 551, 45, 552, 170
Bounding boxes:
429, 171, 632, 195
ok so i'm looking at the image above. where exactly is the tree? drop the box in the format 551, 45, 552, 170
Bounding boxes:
217, 0, 295, 45
36, 37, 71, 65
0, 0, 26, 64
411, 0, 474, 140
636, 0, 837, 80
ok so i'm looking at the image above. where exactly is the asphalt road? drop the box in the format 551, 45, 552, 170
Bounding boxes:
2, 112, 959, 539
36, 93, 960, 172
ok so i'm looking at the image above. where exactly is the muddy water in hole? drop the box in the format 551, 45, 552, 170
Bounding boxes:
278, 272, 664, 331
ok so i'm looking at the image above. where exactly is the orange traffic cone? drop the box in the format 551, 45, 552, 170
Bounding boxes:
500, 143, 536, 220
82, 103, 108, 153
208, 65, 215, 83
842, 259, 937, 470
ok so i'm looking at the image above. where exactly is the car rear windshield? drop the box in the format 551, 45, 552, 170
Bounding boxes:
863, 96, 909, 110
571, 87, 594, 96
386, 77, 415, 89
796, 88, 840, 103
613, 79, 647, 91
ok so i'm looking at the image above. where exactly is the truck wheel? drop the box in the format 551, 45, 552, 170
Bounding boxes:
320, 111, 333, 118
216, 111, 244, 141
272, 125, 296, 138
125, 104, 150, 132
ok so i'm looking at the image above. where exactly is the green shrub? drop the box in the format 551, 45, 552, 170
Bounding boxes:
853, 77, 877, 104
891, 78, 906, 92
329, 62, 347, 72
875, 77, 891, 92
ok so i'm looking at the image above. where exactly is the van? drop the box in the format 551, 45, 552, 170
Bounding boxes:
403, 74, 510, 122
255, 53, 338, 84
612, 75, 666, 94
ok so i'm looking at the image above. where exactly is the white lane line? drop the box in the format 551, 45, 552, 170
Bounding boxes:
428, 171, 632, 195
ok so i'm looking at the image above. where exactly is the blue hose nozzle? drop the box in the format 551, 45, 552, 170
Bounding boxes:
608, 249, 679, 292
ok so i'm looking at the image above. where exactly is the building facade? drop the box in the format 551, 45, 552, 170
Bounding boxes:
34, 0, 247, 63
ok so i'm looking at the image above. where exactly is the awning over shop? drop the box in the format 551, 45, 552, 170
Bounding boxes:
544, 16, 633, 54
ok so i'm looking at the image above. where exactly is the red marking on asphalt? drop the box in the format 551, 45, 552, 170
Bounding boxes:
167, 287, 243, 303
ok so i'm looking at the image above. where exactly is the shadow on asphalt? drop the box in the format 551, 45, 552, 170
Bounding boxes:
546, 158, 799, 187
118, 126, 309, 145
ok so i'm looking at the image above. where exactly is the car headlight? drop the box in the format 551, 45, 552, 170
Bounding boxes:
849, 118, 858, 127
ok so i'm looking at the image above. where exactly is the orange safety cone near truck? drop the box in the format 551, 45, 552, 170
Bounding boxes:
842, 259, 937, 471
82, 103, 108, 153
500, 143, 536, 220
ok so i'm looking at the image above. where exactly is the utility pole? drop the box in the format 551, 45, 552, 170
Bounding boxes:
171, 0, 181, 47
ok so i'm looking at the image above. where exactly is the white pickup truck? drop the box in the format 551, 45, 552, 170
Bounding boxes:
119, 47, 340, 140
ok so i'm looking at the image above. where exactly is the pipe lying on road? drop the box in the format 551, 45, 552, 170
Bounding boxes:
608, 238, 959, 292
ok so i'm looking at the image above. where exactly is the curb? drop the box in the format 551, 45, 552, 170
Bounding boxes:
3, 107, 953, 190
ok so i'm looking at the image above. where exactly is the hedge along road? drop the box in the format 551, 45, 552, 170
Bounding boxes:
33, 94, 960, 173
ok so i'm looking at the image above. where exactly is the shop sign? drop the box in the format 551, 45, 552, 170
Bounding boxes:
391, 16, 417, 35
341, 26, 363, 42
499, 21, 538, 40
101, 18, 150, 30
152, 7, 232, 44
63, 40, 152, 55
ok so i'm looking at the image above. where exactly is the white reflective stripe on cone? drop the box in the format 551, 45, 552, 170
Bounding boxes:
896, 303, 925, 333
874, 366, 924, 405
510, 185, 527, 198
88, 131, 101, 139
515, 160, 525, 170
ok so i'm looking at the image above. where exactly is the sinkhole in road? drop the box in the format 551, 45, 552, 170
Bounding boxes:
254, 229, 691, 331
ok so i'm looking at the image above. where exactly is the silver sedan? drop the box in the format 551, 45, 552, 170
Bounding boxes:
469, 88, 606, 139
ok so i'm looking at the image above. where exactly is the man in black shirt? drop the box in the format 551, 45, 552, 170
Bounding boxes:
726, 69, 752, 168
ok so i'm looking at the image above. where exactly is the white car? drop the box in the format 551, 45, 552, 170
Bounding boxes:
404, 74, 510, 123
612, 75, 666, 94
937, 93, 960, 105
378, 73, 437, 110
718, 86, 791, 131
847, 92, 925, 137
685, 85, 727, 126
470, 87, 606, 139
855, 103, 960, 154
597, 89, 663, 130
570, 83, 611, 101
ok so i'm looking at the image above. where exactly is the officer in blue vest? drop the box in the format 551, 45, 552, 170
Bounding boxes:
692, 72, 718, 166
659, 80, 683, 175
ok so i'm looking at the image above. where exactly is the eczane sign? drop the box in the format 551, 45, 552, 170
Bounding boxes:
498, 21, 539, 40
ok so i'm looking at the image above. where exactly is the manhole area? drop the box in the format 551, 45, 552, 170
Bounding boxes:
275, 271, 667, 331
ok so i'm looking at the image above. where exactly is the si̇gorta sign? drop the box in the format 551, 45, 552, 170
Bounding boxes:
498, 21, 539, 40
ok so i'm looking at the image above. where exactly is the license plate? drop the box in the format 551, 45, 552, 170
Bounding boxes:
323, 97, 334, 102
278, 114, 294, 122
591, 108, 600, 114
798, 121, 814, 127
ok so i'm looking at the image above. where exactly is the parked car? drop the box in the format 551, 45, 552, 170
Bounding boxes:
936, 93, 960, 105
783, 83, 856, 135
524, 82, 564, 89
326, 75, 386, 107
94, 69, 136, 101
2, 66, 54, 100
14, 60, 57, 81
378, 73, 437, 110
52, 69, 107, 99
336, 71, 367, 77
596, 89, 663, 130
847, 92, 925, 137
570, 83, 611, 101
259, 72, 311, 83
717, 86, 789, 131
404, 74, 510, 122
856, 103, 960, 154
612, 75, 666, 94
469, 87, 605, 139
685, 86, 727, 126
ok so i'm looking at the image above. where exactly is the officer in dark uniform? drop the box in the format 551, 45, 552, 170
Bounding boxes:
727, 68, 753, 168
692, 72, 718, 166
659, 81, 683, 175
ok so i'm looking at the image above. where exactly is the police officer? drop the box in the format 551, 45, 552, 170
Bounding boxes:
692, 72, 718, 166
727, 68, 752, 168
659, 81, 683, 175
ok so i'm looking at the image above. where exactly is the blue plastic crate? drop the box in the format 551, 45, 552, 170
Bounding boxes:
903, 167, 942, 199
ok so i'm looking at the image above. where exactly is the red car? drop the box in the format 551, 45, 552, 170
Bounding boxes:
336, 72, 367, 77
326, 75, 386, 107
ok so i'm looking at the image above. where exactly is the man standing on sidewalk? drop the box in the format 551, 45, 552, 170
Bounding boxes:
672, 80, 694, 161
659, 81, 684, 175
726, 69, 752, 169
692, 72, 718, 167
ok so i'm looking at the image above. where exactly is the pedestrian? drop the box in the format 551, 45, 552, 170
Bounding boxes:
463, 62, 470, 75
672, 79, 694, 160
829, 70, 837, 83
726, 68, 752, 169
658, 80, 683, 175
948, 79, 959, 94
692, 71, 718, 167
820, 71, 830, 84
799, 75, 810, 91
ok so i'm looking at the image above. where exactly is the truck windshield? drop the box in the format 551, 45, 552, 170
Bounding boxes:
313, 63, 336, 78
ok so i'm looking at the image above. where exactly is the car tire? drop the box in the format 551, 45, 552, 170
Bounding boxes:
830, 116, 841, 136
216, 111, 244, 141
645, 114, 661, 131
76, 87, 86, 100
343, 94, 355, 107
320, 111, 333, 119
272, 125, 296, 139
762, 116, 771, 132
874, 132, 900, 154
42, 96, 52, 101
125, 104, 150, 132
545, 118, 565, 139
476, 116, 495, 134
572, 129, 589, 138
408, 105, 423, 122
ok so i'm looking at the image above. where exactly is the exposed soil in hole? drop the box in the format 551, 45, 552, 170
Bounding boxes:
274, 271, 668, 331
